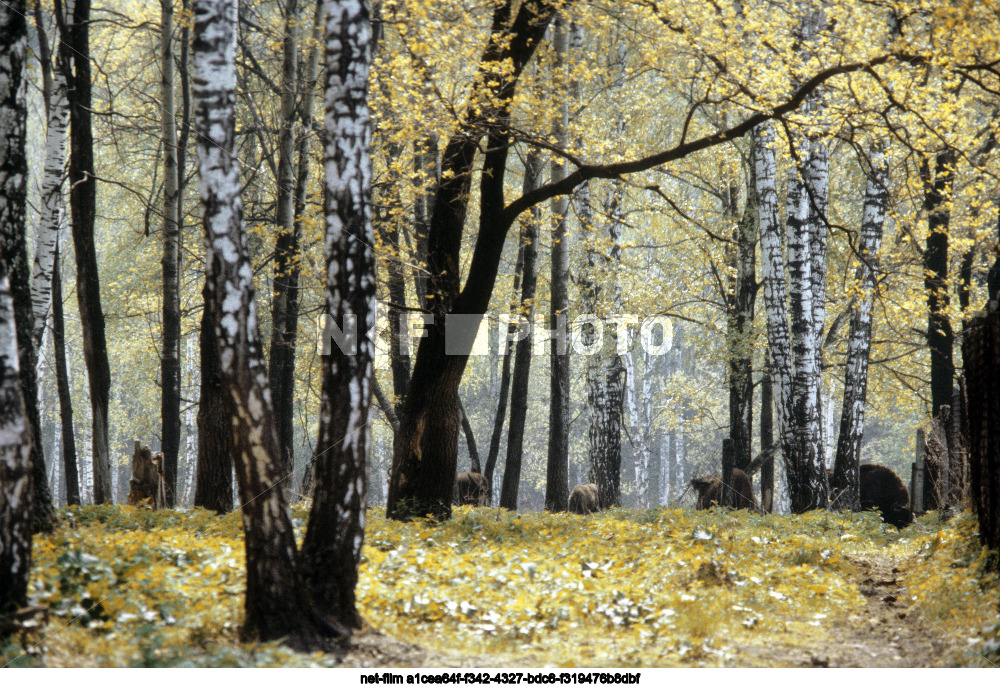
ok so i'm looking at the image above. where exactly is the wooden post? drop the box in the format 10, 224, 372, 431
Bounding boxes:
721, 438, 734, 508
913, 428, 925, 515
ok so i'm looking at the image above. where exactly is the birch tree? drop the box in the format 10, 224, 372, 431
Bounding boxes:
300, 0, 374, 631
29, 2, 69, 358
832, 149, 888, 509
191, 0, 336, 647
0, 0, 34, 619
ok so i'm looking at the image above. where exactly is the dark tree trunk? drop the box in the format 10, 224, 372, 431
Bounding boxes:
59, 0, 113, 504
963, 308, 1000, 557
922, 149, 955, 421
458, 396, 481, 473
52, 241, 80, 506
267, 0, 305, 483
482, 240, 523, 498
300, 0, 373, 632
194, 279, 233, 513
760, 356, 774, 513
0, 0, 35, 618
160, 0, 182, 507
386, 1, 558, 520
727, 176, 757, 474
500, 150, 542, 511
921, 149, 955, 513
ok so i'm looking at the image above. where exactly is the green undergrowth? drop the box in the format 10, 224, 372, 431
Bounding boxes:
1, 503, 997, 667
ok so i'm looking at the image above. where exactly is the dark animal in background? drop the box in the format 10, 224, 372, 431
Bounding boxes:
690, 468, 758, 511
860, 463, 913, 528
568, 483, 600, 515
828, 464, 913, 528
453, 471, 489, 506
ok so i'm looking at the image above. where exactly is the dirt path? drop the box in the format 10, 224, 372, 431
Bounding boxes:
336, 554, 968, 668
738, 553, 964, 667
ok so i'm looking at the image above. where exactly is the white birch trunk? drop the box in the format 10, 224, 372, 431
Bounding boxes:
833, 149, 888, 508
30, 64, 69, 358
0, 0, 34, 609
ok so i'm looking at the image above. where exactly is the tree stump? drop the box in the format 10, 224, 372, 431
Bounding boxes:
127, 441, 167, 509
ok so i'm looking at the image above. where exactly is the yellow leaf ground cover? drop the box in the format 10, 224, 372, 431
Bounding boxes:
1, 503, 997, 667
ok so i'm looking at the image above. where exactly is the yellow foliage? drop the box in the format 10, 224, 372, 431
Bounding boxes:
5, 504, 996, 667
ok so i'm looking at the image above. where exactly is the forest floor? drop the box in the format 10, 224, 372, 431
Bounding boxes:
3, 504, 999, 668
334, 552, 980, 668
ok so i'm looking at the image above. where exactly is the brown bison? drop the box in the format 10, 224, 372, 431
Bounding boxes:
690, 468, 758, 511
453, 471, 489, 506
568, 483, 600, 515
830, 463, 913, 529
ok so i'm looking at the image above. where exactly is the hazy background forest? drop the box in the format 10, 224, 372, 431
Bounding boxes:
25, 0, 994, 513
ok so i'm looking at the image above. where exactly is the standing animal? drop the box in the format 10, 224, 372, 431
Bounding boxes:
690, 468, 758, 511
568, 483, 600, 515
453, 471, 489, 506
830, 463, 912, 529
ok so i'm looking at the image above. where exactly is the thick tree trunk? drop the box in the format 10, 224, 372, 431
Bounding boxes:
160, 0, 182, 507
60, 0, 112, 505
0, 0, 35, 617
194, 279, 233, 513
785, 151, 825, 511
923, 149, 955, 422
500, 151, 542, 511
963, 308, 1000, 556
300, 0, 373, 631
832, 149, 887, 510
756, 123, 825, 513
192, 0, 336, 648
0, 6, 56, 532
386, 1, 558, 520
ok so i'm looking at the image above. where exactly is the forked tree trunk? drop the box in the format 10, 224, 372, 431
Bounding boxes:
191, 0, 337, 648
300, 0, 373, 630
832, 149, 887, 509
386, 1, 558, 520
0, 0, 35, 616
756, 123, 825, 513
